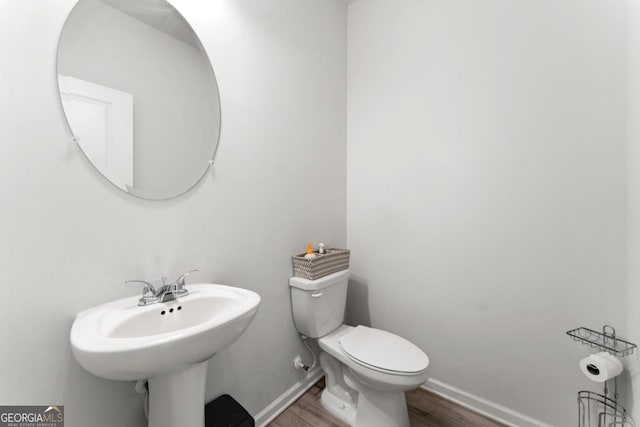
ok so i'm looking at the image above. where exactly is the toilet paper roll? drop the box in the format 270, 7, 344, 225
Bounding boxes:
579, 352, 623, 383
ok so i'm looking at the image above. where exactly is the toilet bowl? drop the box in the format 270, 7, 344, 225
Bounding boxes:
289, 270, 429, 427
318, 325, 429, 426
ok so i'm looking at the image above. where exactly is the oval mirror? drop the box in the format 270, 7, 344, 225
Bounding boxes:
57, 0, 221, 200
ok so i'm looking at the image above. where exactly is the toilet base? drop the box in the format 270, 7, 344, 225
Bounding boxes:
353, 383, 410, 427
321, 388, 357, 425
319, 348, 411, 427
321, 386, 410, 427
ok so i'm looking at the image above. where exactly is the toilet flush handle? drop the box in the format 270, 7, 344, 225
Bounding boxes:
311, 292, 323, 298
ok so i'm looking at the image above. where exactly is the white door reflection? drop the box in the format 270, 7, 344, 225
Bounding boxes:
59, 75, 133, 190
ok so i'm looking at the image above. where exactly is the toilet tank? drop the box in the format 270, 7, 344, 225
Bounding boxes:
289, 269, 349, 338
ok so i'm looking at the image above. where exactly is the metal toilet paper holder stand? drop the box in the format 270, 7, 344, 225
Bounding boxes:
567, 325, 636, 427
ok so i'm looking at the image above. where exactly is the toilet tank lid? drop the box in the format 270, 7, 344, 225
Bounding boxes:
289, 269, 350, 291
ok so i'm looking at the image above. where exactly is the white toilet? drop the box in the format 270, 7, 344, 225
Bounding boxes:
289, 269, 429, 427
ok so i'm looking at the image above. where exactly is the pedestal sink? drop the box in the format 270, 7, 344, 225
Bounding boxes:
70, 284, 260, 427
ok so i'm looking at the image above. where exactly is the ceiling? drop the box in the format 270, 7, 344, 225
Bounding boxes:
99, 0, 199, 47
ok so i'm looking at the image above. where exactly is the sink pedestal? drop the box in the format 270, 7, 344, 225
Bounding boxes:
148, 361, 208, 427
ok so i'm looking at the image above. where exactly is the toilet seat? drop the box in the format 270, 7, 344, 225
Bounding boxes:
339, 326, 429, 375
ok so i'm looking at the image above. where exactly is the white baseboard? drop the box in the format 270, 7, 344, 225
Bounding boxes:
254, 368, 324, 427
421, 378, 554, 427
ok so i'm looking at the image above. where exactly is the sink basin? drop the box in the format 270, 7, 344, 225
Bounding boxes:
70, 283, 260, 427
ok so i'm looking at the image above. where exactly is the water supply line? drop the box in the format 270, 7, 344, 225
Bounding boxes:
298, 334, 317, 372
134, 380, 149, 420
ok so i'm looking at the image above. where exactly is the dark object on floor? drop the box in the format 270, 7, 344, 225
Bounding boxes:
205, 394, 254, 427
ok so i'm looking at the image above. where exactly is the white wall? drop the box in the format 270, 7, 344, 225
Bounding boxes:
0, 1, 346, 426
347, 1, 627, 425
58, 0, 220, 196
628, 0, 640, 418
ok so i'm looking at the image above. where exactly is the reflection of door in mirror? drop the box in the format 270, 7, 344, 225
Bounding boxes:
58, 75, 133, 190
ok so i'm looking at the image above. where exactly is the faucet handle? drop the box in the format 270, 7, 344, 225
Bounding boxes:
126, 280, 158, 305
175, 269, 199, 289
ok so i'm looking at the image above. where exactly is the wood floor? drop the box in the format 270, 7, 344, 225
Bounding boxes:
269, 379, 506, 427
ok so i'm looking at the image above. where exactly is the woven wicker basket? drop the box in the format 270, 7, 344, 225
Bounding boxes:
292, 248, 350, 280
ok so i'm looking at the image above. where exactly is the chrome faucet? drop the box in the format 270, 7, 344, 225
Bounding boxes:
126, 270, 199, 306
125, 279, 158, 306
175, 269, 197, 290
